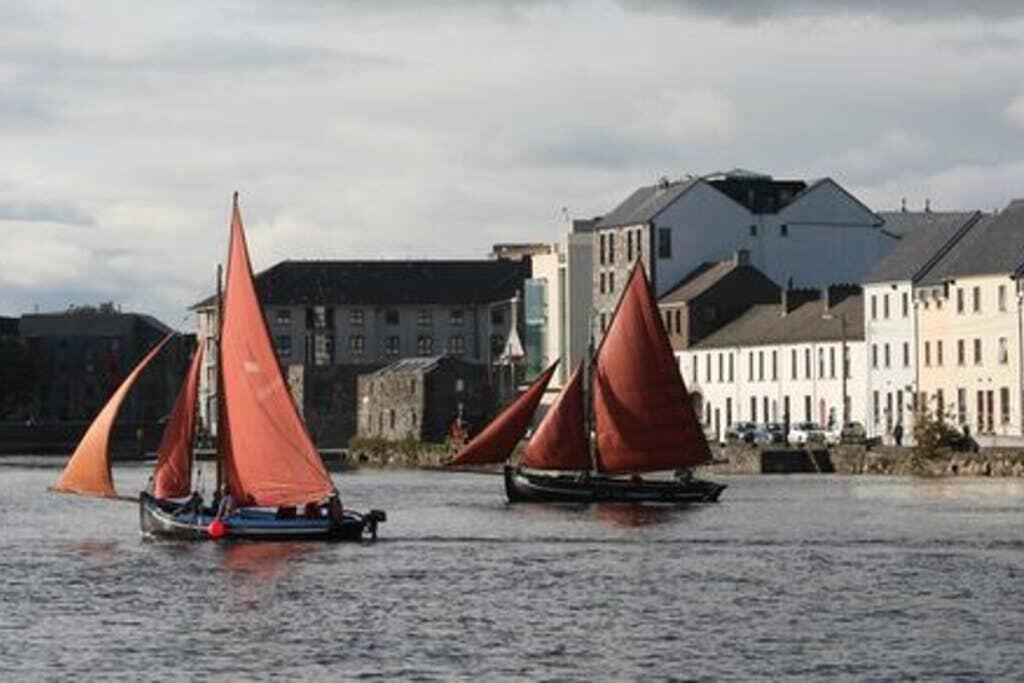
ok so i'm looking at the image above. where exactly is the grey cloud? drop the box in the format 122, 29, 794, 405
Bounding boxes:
0, 203, 93, 226
618, 0, 1024, 23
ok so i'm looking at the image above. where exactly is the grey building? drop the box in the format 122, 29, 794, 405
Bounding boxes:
356, 356, 491, 442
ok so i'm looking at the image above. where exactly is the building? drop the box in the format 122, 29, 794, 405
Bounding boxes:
526, 218, 596, 386
356, 356, 490, 442
679, 286, 865, 443
593, 169, 895, 337
861, 210, 984, 444
18, 305, 187, 425
914, 200, 1024, 446
193, 259, 529, 438
490, 243, 551, 262
657, 249, 781, 351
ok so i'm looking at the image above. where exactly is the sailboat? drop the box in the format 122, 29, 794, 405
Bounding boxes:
54, 194, 386, 541
448, 262, 726, 504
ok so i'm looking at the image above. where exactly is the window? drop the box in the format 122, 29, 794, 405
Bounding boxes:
348, 334, 365, 359
349, 309, 364, 326
728, 353, 734, 382
871, 344, 878, 369
276, 309, 291, 326
691, 358, 697, 385
883, 295, 890, 319
779, 224, 788, 237
957, 388, 967, 425
312, 333, 334, 366
936, 340, 943, 366
903, 342, 910, 367
450, 309, 464, 326
844, 346, 851, 379
957, 339, 966, 366
306, 306, 333, 330
705, 354, 712, 383
830, 347, 836, 377
791, 349, 797, 379
902, 292, 909, 317
974, 338, 982, 365
956, 288, 964, 313
491, 334, 505, 356
804, 348, 811, 379
726, 397, 732, 427
674, 310, 681, 334
608, 272, 616, 292
599, 233, 606, 265
386, 309, 400, 326
608, 232, 616, 263
663, 311, 671, 332
636, 228, 643, 260
417, 309, 433, 326
871, 296, 877, 320
883, 344, 890, 369
758, 351, 764, 381
448, 335, 465, 355
626, 231, 633, 262
385, 336, 400, 357
599, 272, 606, 294
936, 389, 944, 420
275, 335, 292, 358
750, 396, 757, 422
818, 348, 824, 379
924, 341, 931, 366
599, 313, 607, 332
972, 286, 981, 312
1001, 387, 1010, 425
804, 395, 811, 422
998, 285, 1007, 312
417, 335, 434, 355
771, 350, 778, 381
749, 224, 757, 237
491, 309, 505, 325
977, 390, 985, 433
987, 390, 994, 433
658, 228, 671, 259
998, 337, 1009, 364
718, 353, 724, 382
748, 352, 754, 381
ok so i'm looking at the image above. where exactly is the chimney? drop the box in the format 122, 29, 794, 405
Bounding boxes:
824, 285, 833, 313
781, 288, 789, 317
733, 248, 750, 266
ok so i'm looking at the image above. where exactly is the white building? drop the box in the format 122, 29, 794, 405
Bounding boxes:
678, 286, 865, 443
593, 169, 896, 334
861, 210, 983, 444
526, 218, 595, 387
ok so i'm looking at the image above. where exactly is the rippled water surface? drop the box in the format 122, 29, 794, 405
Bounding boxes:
1, 462, 1022, 680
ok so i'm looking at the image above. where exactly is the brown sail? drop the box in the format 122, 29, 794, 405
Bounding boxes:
449, 361, 558, 467
153, 344, 203, 499
519, 362, 590, 470
593, 263, 710, 473
218, 194, 335, 507
54, 333, 174, 497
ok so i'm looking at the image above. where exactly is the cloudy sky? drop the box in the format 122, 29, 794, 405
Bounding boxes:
2, 1, 1024, 327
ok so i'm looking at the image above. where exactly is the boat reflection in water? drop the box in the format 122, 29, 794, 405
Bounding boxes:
219, 542, 316, 582
592, 503, 686, 528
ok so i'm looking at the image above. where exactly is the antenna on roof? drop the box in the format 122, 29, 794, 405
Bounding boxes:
900, 197, 907, 212
924, 198, 931, 213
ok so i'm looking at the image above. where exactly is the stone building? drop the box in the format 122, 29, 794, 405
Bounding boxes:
356, 356, 491, 442
193, 259, 529, 439
592, 169, 895, 339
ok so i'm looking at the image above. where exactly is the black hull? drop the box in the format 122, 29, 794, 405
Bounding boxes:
503, 465, 726, 504
139, 492, 385, 542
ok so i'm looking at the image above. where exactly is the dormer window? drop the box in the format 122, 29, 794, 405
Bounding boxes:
749, 224, 757, 237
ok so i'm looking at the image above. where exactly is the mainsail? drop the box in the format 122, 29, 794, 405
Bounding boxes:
153, 344, 203, 499
218, 194, 334, 507
54, 334, 174, 497
449, 361, 558, 467
519, 362, 590, 470
593, 263, 710, 473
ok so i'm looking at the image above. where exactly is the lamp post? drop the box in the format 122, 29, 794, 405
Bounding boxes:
823, 311, 849, 425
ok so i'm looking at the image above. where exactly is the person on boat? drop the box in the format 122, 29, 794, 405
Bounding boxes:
674, 468, 694, 483
304, 501, 321, 519
327, 494, 344, 524
630, 473, 644, 485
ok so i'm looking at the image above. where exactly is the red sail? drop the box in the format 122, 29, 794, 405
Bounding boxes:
449, 361, 558, 466
55, 334, 173, 497
153, 344, 203, 499
219, 195, 334, 507
593, 263, 710, 473
520, 362, 590, 470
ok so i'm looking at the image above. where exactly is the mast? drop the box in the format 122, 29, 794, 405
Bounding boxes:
214, 261, 224, 497
584, 312, 598, 473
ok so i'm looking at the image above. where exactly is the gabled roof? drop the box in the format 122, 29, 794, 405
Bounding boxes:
596, 179, 699, 229
692, 291, 864, 349
192, 259, 529, 309
364, 355, 480, 377
863, 211, 981, 284
919, 200, 1024, 285
659, 261, 735, 304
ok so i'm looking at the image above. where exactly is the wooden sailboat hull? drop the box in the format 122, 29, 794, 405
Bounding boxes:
139, 492, 385, 542
503, 465, 726, 504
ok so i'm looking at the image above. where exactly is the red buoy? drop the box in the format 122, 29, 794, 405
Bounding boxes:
208, 518, 227, 539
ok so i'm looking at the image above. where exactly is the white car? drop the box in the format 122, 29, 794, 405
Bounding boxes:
788, 421, 826, 446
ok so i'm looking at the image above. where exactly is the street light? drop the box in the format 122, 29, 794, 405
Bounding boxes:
823, 311, 849, 425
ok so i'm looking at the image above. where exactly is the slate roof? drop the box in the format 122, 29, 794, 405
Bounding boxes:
19, 312, 173, 337
596, 179, 699, 229
692, 291, 864, 349
192, 259, 529, 309
365, 355, 480, 377
863, 211, 981, 284
919, 200, 1024, 284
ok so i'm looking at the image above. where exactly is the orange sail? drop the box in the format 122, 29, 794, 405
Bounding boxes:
219, 194, 334, 507
520, 362, 590, 470
593, 263, 710, 473
153, 344, 203, 499
449, 361, 558, 467
54, 334, 174, 497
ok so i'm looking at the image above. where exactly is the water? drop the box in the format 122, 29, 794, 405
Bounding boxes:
1, 463, 1021, 680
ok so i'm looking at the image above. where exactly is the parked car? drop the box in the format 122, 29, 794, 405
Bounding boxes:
763, 422, 787, 444
839, 421, 867, 445
724, 422, 758, 445
788, 421, 826, 446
